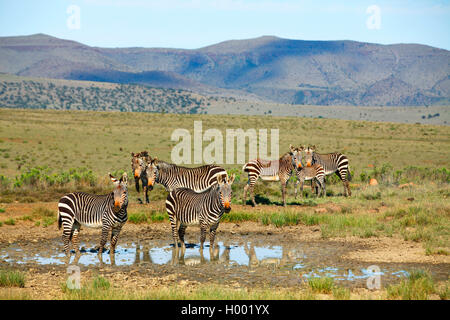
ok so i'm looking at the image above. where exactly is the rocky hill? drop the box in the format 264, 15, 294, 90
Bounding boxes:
0, 34, 448, 106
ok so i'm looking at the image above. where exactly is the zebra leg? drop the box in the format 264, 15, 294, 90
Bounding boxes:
61, 217, 75, 262
300, 179, 304, 198
245, 175, 258, 207
311, 179, 319, 195
322, 178, 327, 197
169, 216, 179, 249
97, 225, 110, 264
178, 223, 187, 252
281, 181, 287, 207
344, 179, 351, 197
249, 185, 257, 207
209, 223, 219, 255
315, 178, 324, 197
109, 226, 122, 266
71, 222, 82, 258
135, 177, 140, 193
243, 184, 249, 205
294, 179, 299, 199
144, 185, 150, 204
199, 226, 207, 250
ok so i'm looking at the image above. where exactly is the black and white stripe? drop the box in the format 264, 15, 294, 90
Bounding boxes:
295, 164, 326, 198
308, 146, 352, 196
57, 174, 128, 262
242, 145, 299, 207
165, 174, 234, 251
145, 158, 227, 193
131, 151, 150, 203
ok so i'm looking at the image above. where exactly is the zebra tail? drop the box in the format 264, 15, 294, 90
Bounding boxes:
57, 210, 62, 230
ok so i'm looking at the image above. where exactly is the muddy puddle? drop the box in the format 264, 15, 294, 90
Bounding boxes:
2, 234, 442, 288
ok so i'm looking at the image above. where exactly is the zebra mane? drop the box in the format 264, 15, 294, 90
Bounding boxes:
154, 159, 174, 169
280, 152, 293, 161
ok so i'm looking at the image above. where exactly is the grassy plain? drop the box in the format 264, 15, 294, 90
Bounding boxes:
0, 108, 449, 300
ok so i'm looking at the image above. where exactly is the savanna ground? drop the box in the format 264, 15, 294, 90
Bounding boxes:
0, 108, 449, 300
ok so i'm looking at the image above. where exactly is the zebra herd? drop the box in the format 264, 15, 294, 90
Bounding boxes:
57, 146, 351, 263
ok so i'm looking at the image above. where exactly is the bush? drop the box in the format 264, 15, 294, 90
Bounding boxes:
12, 166, 97, 189
359, 164, 450, 185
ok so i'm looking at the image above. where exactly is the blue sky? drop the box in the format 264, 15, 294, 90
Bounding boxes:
0, 0, 449, 50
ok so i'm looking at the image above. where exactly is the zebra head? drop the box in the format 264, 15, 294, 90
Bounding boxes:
131, 152, 147, 179
304, 145, 316, 167
110, 172, 128, 211
217, 174, 235, 213
290, 144, 304, 169
144, 157, 159, 191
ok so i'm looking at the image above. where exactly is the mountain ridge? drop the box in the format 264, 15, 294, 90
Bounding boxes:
0, 33, 449, 106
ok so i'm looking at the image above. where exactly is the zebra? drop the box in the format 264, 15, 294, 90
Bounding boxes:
57, 173, 128, 264
165, 174, 235, 253
293, 148, 326, 198
144, 157, 227, 193
131, 151, 150, 203
307, 145, 352, 196
242, 144, 300, 207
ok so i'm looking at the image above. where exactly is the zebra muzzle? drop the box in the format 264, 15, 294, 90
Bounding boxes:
114, 200, 121, 209
224, 202, 231, 212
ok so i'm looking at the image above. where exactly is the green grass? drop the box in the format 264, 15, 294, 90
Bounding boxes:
0, 108, 449, 182
0, 270, 26, 288
3, 218, 15, 226
332, 286, 351, 300
307, 277, 335, 294
127, 210, 168, 224
60, 277, 319, 300
32, 207, 55, 218
387, 270, 437, 300
91, 276, 111, 290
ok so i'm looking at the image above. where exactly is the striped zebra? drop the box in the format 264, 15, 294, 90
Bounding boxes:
294, 148, 326, 198
131, 151, 150, 203
144, 157, 227, 193
165, 174, 235, 252
57, 173, 128, 264
242, 145, 300, 207
307, 145, 352, 196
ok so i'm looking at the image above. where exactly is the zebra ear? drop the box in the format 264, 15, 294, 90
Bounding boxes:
109, 173, 119, 184
131, 152, 135, 157
228, 174, 236, 185
121, 172, 128, 184
217, 174, 224, 185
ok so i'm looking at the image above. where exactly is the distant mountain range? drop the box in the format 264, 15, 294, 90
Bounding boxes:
0, 33, 449, 106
